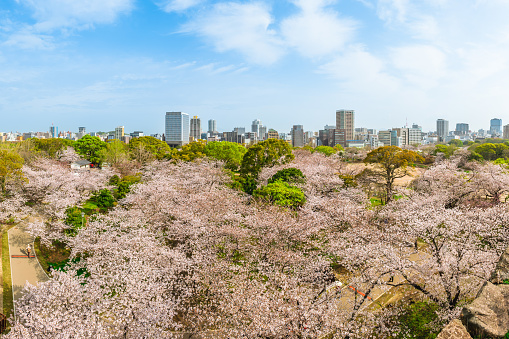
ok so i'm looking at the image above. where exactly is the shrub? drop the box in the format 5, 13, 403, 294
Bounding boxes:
89, 189, 116, 210
397, 301, 444, 339
253, 181, 306, 209
268, 168, 306, 185
314, 146, 337, 157
64, 207, 85, 236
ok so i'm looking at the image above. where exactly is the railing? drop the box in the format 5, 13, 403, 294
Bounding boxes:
0, 313, 7, 333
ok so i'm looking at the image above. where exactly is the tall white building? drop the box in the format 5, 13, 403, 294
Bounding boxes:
190, 116, 201, 141
251, 119, 262, 135
291, 125, 304, 147
165, 112, 190, 147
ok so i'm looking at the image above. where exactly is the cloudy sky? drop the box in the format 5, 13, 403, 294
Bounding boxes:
1, 0, 509, 134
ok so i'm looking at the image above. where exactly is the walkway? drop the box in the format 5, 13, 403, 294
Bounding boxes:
8, 217, 49, 312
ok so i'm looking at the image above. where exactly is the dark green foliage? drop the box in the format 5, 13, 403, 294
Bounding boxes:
89, 189, 116, 210
172, 140, 207, 161
108, 175, 120, 186
240, 139, 295, 179
64, 207, 85, 237
73, 135, 106, 164
113, 174, 141, 199
468, 151, 484, 162
204, 141, 247, 170
397, 301, 444, 339
314, 146, 337, 156
253, 181, 306, 209
268, 168, 305, 184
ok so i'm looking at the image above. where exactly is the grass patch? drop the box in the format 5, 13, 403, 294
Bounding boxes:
2, 229, 13, 332
34, 239, 70, 274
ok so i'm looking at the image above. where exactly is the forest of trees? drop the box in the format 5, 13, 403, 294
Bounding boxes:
0, 138, 508, 338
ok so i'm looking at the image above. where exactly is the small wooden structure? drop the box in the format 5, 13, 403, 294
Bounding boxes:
70, 160, 92, 170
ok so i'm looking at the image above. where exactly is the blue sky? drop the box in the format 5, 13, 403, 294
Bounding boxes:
1, 0, 509, 134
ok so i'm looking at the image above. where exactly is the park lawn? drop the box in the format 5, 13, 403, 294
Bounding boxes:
2, 230, 13, 332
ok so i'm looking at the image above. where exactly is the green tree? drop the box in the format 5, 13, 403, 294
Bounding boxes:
204, 141, 247, 171
448, 139, 463, 147
89, 189, 116, 211
0, 150, 25, 194
240, 139, 294, 179
314, 146, 337, 157
363, 146, 424, 204
268, 168, 305, 184
128, 136, 172, 160
99, 140, 129, 168
173, 140, 207, 162
30, 138, 74, 158
473, 143, 509, 161
74, 135, 106, 164
253, 181, 306, 209
64, 206, 85, 237
433, 144, 458, 158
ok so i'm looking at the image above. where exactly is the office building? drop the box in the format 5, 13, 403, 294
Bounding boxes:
408, 126, 422, 145
251, 119, 262, 134
49, 125, 58, 138
336, 110, 355, 141
437, 119, 449, 142
165, 112, 190, 147
130, 131, 144, 138
267, 129, 279, 139
490, 118, 502, 137
114, 126, 124, 141
455, 123, 469, 136
223, 131, 244, 144
291, 125, 304, 147
208, 119, 217, 135
504, 125, 509, 139
259, 126, 268, 141
233, 127, 246, 136
190, 116, 201, 141
378, 130, 392, 146
392, 128, 409, 146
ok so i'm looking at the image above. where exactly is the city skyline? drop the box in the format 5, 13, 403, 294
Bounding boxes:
2, 1, 509, 133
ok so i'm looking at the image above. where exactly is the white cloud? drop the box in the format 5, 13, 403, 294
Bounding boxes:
280, 0, 357, 58
157, 0, 203, 12
376, 0, 409, 24
16, 0, 134, 32
389, 45, 446, 89
3, 31, 54, 50
183, 2, 284, 65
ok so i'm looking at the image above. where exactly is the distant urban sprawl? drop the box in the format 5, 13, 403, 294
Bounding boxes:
1, 111, 506, 148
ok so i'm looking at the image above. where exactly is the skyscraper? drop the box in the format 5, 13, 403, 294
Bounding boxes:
49, 125, 58, 138
437, 119, 449, 142
490, 118, 502, 137
115, 126, 124, 141
455, 123, 469, 136
336, 110, 355, 143
190, 116, 201, 141
251, 119, 262, 134
166, 112, 190, 147
208, 119, 217, 135
291, 125, 304, 147
504, 125, 509, 140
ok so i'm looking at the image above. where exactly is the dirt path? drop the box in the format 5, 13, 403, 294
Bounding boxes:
8, 216, 49, 316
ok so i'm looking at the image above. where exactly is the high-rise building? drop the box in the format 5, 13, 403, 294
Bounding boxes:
504, 125, 509, 140
78, 127, 86, 134
208, 119, 217, 135
408, 126, 422, 145
130, 131, 144, 138
259, 126, 268, 141
291, 125, 304, 147
437, 119, 449, 142
378, 130, 392, 146
455, 123, 469, 136
251, 119, 262, 134
115, 126, 124, 141
336, 110, 355, 141
49, 125, 58, 138
165, 112, 190, 147
490, 118, 502, 137
392, 128, 409, 146
190, 116, 201, 141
